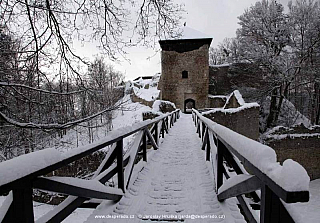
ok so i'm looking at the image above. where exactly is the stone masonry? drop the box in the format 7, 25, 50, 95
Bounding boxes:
158, 37, 212, 113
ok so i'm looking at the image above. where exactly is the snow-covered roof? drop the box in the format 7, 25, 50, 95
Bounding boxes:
165, 26, 213, 41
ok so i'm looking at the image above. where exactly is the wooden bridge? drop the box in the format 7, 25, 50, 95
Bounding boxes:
0, 109, 310, 222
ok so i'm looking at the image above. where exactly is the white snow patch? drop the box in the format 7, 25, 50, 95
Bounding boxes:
266, 133, 320, 140
165, 26, 212, 40
218, 174, 253, 194
0, 192, 12, 221
223, 90, 245, 108
233, 90, 245, 106
284, 179, 320, 223
208, 94, 227, 99
203, 102, 259, 115
210, 63, 231, 68
0, 148, 61, 187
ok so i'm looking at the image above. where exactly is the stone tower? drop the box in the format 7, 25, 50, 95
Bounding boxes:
158, 26, 213, 113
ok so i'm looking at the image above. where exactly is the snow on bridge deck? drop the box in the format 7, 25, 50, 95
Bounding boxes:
85, 114, 246, 223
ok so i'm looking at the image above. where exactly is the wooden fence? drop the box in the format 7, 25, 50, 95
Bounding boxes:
192, 109, 309, 223
0, 110, 180, 223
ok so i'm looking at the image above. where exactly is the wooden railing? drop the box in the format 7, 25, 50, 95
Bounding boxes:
192, 109, 309, 223
0, 109, 180, 223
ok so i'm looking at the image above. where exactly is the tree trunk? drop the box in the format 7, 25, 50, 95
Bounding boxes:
266, 88, 278, 128
315, 82, 320, 125
274, 83, 290, 126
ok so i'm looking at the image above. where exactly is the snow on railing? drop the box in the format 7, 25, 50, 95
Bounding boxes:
0, 109, 180, 223
192, 108, 309, 223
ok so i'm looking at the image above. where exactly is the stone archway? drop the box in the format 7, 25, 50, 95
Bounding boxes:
184, 99, 195, 113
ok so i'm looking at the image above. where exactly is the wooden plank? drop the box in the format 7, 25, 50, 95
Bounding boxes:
222, 146, 261, 202
260, 184, 295, 223
33, 177, 123, 200
37, 150, 131, 223
236, 195, 258, 223
217, 139, 224, 190
154, 122, 159, 146
92, 143, 117, 179
201, 128, 208, 151
166, 117, 169, 131
36, 196, 88, 223
163, 118, 169, 133
79, 202, 99, 209
2, 187, 34, 223
145, 128, 160, 150
206, 129, 211, 161
124, 131, 144, 188
197, 121, 201, 138
202, 122, 205, 140
161, 120, 165, 138
142, 131, 147, 161
218, 175, 261, 201
117, 140, 124, 192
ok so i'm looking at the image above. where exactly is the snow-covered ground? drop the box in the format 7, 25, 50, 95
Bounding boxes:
285, 179, 320, 223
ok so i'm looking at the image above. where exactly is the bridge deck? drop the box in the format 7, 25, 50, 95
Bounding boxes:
85, 114, 246, 223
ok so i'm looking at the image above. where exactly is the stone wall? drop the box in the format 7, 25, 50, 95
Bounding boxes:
203, 106, 260, 140
159, 42, 210, 112
209, 63, 266, 102
208, 96, 226, 108
266, 136, 320, 180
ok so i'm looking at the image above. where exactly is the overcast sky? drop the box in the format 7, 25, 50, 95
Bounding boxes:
76, 0, 291, 81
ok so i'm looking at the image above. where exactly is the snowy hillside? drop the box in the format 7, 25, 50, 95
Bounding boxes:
260, 97, 311, 132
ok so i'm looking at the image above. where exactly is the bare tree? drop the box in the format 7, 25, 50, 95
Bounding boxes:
0, 0, 183, 158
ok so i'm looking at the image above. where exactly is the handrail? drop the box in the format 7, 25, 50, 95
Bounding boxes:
192, 108, 309, 223
0, 109, 180, 223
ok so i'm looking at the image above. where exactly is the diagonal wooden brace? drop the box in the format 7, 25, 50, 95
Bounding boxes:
145, 128, 160, 150
217, 174, 261, 201
33, 177, 123, 200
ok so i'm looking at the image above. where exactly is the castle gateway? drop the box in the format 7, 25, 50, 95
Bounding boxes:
158, 27, 213, 113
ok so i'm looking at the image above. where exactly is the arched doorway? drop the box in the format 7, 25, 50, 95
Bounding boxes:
184, 99, 195, 113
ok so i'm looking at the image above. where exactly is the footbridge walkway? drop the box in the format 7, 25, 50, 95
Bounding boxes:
0, 109, 310, 223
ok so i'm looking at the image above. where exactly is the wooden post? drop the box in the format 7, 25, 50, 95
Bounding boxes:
116, 140, 124, 192
161, 120, 165, 138
154, 122, 159, 147
260, 184, 293, 223
206, 130, 211, 161
217, 139, 224, 190
166, 117, 169, 130
197, 122, 201, 138
3, 184, 35, 223
261, 184, 275, 223
202, 122, 205, 140
142, 130, 147, 162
